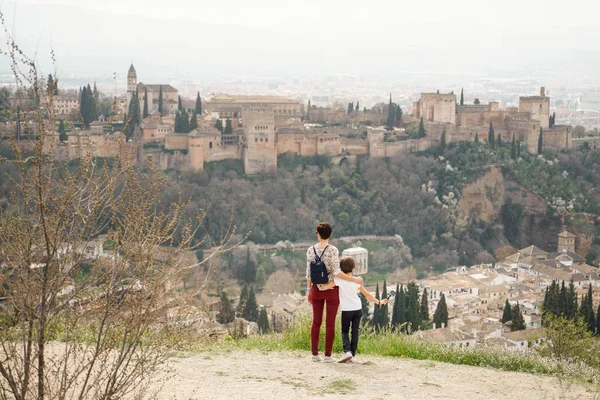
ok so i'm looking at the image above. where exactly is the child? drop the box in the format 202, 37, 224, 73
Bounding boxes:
318, 256, 388, 363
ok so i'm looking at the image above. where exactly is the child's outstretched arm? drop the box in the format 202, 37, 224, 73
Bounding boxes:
359, 285, 388, 306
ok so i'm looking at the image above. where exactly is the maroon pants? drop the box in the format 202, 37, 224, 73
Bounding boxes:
310, 285, 339, 356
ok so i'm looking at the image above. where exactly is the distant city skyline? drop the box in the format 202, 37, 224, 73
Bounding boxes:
1, 0, 599, 85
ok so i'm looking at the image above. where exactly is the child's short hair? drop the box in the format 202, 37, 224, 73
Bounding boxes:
340, 256, 355, 274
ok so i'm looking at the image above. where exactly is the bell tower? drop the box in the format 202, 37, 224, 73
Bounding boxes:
127, 63, 137, 105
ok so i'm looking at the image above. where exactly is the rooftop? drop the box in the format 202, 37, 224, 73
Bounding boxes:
558, 231, 576, 238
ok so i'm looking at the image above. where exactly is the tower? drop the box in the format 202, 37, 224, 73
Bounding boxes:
557, 231, 576, 253
127, 64, 137, 105
242, 105, 277, 174
518, 87, 550, 128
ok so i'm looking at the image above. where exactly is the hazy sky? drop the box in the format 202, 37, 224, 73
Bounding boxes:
2, 0, 599, 83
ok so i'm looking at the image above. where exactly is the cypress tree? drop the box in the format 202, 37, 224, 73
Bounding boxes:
538, 127, 543, 155
584, 285, 595, 333
347, 102, 354, 115
125, 90, 140, 139
189, 110, 198, 130
58, 120, 67, 142
488, 122, 495, 148
224, 119, 233, 134
460, 87, 464, 106
420, 288, 429, 324
497, 133, 502, 147
542, 287, 550, 319
474, 132, 479, 143
143, 86, 149, 118
386, 94, 394, 130
418, 117, 426, 138
381, 280, 389, 330
255, 264, 267, 289
178, 95, 182, 111
398, 285, 407, 331
216, 289, 235, 324
258, 308, 270, 334
547, 280, 559, 316
215, 119, 223, 133
511, 303, 526, 331
195, 92, 202, 114
440, 128, 446, 154
356, 101, 360, 112
405, 282, 421, 333
395, 105, 403, 123
501, 300, 513, 323
174, 112, 181, 133
158, 86, 164, 115
391, 283, 401, 330
596, 303, 600, 335
511, 134, 516, 159
359, 292, 370, 325
86, 83, 96, 122
433, 294, 448, 329
243, 286, 259, 322
373, 283, 381, 331
517, 140, 521, 158
237, 284, 249, 316
180, 110, 190, 133
558, 281, 567, 316
241, 247, 256, 283
93, 81, 99, 103
566, 279, 578, 319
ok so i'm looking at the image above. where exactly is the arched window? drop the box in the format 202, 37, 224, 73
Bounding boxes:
209, 141, 213, 149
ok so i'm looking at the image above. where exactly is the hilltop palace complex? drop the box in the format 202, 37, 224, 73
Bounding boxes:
52, 65, 573, 175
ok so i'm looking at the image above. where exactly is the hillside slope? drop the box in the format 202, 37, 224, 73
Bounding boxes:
144, 351, 597, 399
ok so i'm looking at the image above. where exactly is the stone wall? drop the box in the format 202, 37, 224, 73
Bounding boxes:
543, 125, 572, 150
165, 134, 189, 150
340, 139, 369, 155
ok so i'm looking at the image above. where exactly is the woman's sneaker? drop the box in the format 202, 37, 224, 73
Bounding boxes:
311, 355, 322, 362
323, 356, 336, 363
338, 352, 353, 363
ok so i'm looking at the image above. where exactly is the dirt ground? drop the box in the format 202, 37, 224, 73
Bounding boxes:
147, 350, 599, 400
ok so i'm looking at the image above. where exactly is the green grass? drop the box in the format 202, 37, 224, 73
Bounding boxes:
196, 315, 600, 386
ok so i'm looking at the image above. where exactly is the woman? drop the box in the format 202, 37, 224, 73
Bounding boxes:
306, 222, 363, 362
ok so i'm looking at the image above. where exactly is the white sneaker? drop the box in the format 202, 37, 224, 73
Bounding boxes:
338, 352, 353, 363
311, 355, 322, 362
323, 356, 336, 363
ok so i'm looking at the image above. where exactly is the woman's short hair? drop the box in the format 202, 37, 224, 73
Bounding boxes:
340, 257, 355, 274
316, 222, 332, 240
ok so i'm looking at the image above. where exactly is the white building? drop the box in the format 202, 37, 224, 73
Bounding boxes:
341, 247, 368, 275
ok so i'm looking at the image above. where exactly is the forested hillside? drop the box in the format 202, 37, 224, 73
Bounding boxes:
158, 140, 600, 272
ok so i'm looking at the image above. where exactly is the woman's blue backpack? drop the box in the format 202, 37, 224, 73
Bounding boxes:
310, 245, 330, 284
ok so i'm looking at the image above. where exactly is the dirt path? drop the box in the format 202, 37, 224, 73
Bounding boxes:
149, 350, 598, 400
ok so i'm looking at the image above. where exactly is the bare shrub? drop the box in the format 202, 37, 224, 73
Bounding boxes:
0, 15, 239, 399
